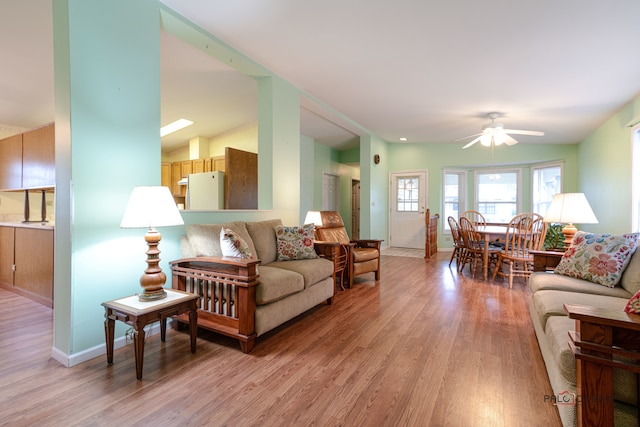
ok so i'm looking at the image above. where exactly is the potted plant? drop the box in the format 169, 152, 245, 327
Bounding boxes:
544, 223, 565, 251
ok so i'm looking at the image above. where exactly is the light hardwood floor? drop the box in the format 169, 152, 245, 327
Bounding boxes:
0, 252, 561, 426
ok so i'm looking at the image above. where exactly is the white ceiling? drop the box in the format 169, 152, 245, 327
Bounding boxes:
2, 1, 640, 152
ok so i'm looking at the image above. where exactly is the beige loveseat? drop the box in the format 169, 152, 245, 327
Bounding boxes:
170, 219, 336, 353
529, 248, 640, 426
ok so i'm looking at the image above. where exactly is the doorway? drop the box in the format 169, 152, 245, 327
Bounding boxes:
322, 172, 339, 211
389, 171, 427, 249
351, 179, 360, 240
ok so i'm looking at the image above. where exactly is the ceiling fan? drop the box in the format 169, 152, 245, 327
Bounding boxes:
456, 112, 545, 149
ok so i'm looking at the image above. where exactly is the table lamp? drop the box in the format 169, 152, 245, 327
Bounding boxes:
120, 186, 184, 301
544, 193, 598, 247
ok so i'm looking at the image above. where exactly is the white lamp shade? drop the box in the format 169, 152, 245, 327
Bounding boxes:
544, 193, 598, 224
120, 186, 184, 228
304, 210, 323, 227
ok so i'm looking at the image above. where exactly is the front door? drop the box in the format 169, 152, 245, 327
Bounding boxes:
389, 171, 427, 249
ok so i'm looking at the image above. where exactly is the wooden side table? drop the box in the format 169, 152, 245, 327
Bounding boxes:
102, 289, 199, 380
530, 249, 564, 272
564, 303, 640, 426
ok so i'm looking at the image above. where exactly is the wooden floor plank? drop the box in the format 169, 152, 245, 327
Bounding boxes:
0, 252, 561, 426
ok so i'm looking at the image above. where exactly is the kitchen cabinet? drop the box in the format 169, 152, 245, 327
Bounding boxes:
0, 123, 55, 191
0, 226, 15, 287
0, 134, 23, 190
161, 162, 172, 189
0, 225, 53, 307
181, 160, 193, 178
192, 159, 205, 174
212, 156, 225, 172
22, 123, 55, 188
170, 162, 182, 197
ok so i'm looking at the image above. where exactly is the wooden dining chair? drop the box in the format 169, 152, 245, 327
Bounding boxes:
491, 212, 548, 288
460, 210, 487, 226
447, 216, 465, 269
457, 216, 501, 276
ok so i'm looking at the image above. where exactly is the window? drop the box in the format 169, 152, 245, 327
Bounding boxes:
532, 163, 563, 215
396, 176, 420, 212
443, 170, 466, 232
475, 169, 520, 223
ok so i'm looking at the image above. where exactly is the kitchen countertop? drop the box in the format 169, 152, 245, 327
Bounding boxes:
0, 221, 54, 230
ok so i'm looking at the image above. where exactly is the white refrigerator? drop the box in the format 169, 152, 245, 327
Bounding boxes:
186, 171, 225, 210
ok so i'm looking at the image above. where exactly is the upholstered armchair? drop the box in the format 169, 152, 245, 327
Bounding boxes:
306, 211, 382, 288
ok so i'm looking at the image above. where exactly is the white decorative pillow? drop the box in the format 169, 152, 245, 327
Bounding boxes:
275, 224, 317, 261
554, 231, 640, 287
220, 227, 254, 259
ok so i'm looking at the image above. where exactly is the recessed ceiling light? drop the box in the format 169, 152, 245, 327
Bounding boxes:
399, 137, 407, 142
160, 119, 194, 137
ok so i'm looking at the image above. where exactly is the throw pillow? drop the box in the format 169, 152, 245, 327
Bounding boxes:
624, 289, 640, 313
554, 231, 640, 288
220, 227, 254, 259
275, 224, 317, 261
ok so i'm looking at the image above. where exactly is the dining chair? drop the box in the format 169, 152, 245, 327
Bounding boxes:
491, 212, 548, 288
457, 216, 501, 276
460, 210, 487, 226
447, 216, 465, 269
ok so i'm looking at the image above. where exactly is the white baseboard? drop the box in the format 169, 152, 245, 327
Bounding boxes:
51, 321, 165, 368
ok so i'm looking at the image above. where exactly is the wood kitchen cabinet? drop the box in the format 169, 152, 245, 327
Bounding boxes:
22, 123, 55, 188
192, 159, 205, 174
161, 162, 172, 189
0, 225, 53, 307
181, 160, 192, 178
0, 122, 54, 191
0, 226, 15, 287
0, 134, 23, 190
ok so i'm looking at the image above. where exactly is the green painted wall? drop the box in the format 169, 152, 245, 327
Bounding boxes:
53, 0, 162, 358
387, 141, 579, 248
578, 94, 640, 233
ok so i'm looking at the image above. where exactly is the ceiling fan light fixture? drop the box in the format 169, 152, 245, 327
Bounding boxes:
493, 132, 506, 145
480, 135, 492, 146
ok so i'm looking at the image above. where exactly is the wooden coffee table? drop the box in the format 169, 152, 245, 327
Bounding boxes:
102, 289, 199, 380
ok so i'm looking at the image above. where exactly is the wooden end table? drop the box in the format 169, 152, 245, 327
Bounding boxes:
530, 249, 564, 272
102, 289, 199, 380
564, 304, 640, 426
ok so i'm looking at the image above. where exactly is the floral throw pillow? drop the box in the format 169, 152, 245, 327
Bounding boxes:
554, 231, 640, 288
625, 290, 640, 313
275, 224, 317, 261
220, 227, 254, 259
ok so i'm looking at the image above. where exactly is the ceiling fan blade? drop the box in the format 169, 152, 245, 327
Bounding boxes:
503, 134, 518, 145
453, 132, 482, 142
503, 129, 545, 136
462, 136, 482, 149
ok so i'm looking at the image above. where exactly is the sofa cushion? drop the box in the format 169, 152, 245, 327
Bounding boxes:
621, 249, 640, 295
246, 219, 282, 264
531, 290, 628, 332
544, 315, 638, 405
545, 315, 577, 386
353, 247, 379, 262
554, 231, 640, 287
529, 272, 633, 299
275, 224, 318, 261
255, 265, 304, 305
186, 222, 257, 259
269, 258, 334, 289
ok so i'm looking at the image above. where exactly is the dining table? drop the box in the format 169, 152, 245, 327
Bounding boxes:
475, 225, 509, 281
